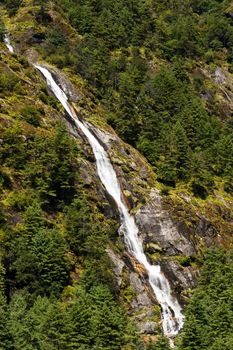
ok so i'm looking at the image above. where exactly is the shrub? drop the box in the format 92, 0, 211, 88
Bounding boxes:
20, 105, 41, 127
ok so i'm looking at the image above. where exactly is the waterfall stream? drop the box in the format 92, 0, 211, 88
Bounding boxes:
3, 34, 14, 53
35, 65, 184, 340
3, 33, 184, 341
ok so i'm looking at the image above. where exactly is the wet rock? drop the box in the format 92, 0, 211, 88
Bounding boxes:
88, 125, 118, 148
106, 251, 157, 335
49, 67, 82, 102
64, 120, 119, 219
160, 260, 198, 304
136, 189, 196, 256
128, 276, 155, 315
122, 253, 148, 278
86, 124, 152, 206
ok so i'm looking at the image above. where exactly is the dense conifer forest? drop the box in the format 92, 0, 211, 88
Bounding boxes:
0, 0, 233, 349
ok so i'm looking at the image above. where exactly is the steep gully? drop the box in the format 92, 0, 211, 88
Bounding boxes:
4, 36, 184, 342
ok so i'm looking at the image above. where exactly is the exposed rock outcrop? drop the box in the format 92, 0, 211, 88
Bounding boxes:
107, 249, 159, 335
106, 249, 125, 287
50, 67, 83, 102
160, 260, 198, 304
138, 321, 158, 334
194, 65, 233, 119
136, 189, 196, 257
214, 67, 227, 84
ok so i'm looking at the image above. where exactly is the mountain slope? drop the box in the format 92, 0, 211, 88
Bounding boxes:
0, 1, 233, 349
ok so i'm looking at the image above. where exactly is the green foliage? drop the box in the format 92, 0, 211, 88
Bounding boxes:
0, 23, 4, 42
0, 293, 12, 349
178, 248, 233, 350
0, 79, 136, 347
1, 0, 233, 348
11, 228, 70, 297
39, 86, 60, 109
45, 25, 66, 49
146, 336, 170, 350
64, 194, 104, 256
60, 0, 152, 49
16, 0, 228, 193
110, 64, 223, 191
2, 0, 22, 16
0, 121, 79, 206
47, 0, 233, 193
67, 285, 128, 349
2, 285, 131, 350
0, 122, 27, 170
64, 194, 117, 290
0, 71, 20, 94
20, 105, 42, 127
76, 36, 111, 89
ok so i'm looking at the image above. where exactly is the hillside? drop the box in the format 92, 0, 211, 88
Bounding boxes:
0, 0, 233, 349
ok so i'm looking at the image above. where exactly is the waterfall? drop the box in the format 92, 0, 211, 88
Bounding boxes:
35, 65, 184, 341
3, 33, 184, 340
3, 34, 14, 53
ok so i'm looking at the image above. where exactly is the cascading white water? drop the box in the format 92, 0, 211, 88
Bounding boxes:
3, 34, 14, 53
3, 25, 186, 336
4, 34, 182, 337
34, 65, 184, 341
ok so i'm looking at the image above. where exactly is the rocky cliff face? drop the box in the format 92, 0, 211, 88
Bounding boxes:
136, 189, 196, 257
